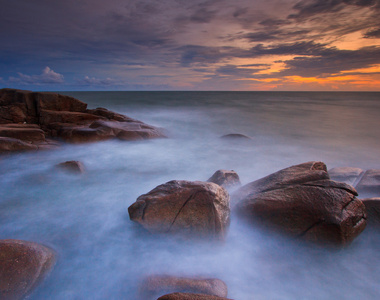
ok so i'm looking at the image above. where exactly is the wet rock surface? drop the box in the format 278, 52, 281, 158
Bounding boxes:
0, 239, 56, 300
139, 275, 228, 300
56, 160, 85, 174
0, 88, 166, 152
233, 162, 367, 245
329, 167, 364, 186
128, 180, 230, 240
360, 197, 380, 226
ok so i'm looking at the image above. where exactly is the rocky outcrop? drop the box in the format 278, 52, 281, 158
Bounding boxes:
56, 161, 85, 174
233, 162, 367, 246
128, 180, 230, 240
207, 170, 241, 190
157, 293, 233, 300
0, 88, 166, 152
139, 275, 228, 300
0, 239, 56, 300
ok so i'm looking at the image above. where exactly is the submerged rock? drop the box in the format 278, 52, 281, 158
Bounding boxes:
0, 88, 166, 152
220, 133, 251, 140
0, 239, 56, 300
207, 170, 241, 190
139, 275, 228, 300
157, 293, 233, 300
56, 161, 85, 174
128, 180, 230, 240
233, 162, 367, 246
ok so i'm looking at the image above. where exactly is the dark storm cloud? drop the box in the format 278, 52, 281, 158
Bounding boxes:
364, 28, 380, 38
215, 65, 266, 77
288, 0, 379, 20
277, 45, 380, 77
242, 29, 311, 42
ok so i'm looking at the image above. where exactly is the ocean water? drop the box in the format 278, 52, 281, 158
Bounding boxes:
1, 91, 380, 300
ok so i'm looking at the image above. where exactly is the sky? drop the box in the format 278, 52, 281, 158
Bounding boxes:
1, 0, 380, 91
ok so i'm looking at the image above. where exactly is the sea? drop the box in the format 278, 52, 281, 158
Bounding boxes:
1, 91, 379, 299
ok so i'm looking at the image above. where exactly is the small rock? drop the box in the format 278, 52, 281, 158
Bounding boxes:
157, 293, 233, 300
207, 170, 241, 190
56, 161, 85, 173
128, 180, 230, 240
140, 275, 228, 300
0, 239, 56, 300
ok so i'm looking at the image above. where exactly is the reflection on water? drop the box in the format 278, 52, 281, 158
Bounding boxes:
1, 92, 380, 299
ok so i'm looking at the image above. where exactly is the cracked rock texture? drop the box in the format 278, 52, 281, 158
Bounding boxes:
157, 293, 233, 300
0, 239, 56, 300
0, 88, 166, 153
233, 162, 367, 245
139, 275, 228, 300
128, 180, 230, 240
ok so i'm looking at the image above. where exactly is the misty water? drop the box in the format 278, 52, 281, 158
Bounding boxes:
1, 92, 380, 299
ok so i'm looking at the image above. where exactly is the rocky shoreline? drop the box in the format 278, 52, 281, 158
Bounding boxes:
1, 90, 380, 299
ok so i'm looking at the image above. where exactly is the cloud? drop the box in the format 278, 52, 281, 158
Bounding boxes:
364, 28, 380, 38
77, 76, 118, 86
8, 67, 64, 85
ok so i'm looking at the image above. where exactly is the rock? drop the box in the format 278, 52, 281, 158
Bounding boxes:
128, 180, 230, 240
157, 293, 233, 300
139, 275, 228, 300
56, 161, 85, 174
220, 133, 251, 140
355, 169, 380, 196
0, 124, 46, 142
207, 170, 241, 190
360, 198, 380, 226
0, 239, 56, 300
233, 162, 367, 246
329, 167, 364, 186
0, 137, 38, 153
0, 88, 166, 152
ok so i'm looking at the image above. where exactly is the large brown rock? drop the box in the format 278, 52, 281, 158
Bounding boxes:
0, 239, 56, 300
139, 275, 228, 300
128, 180, 230, 240
355, 169, 380, 196
34, 92, 87, 112
157, 293, 233, 300
233, 162, 367, 245
39, 109, 103, 126
0, 89, 38, 124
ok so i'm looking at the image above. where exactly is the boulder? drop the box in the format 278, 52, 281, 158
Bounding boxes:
0, 239, 56, 300
0, 137, 38, 153
207, 170, 241, 190
355, 169, 380, 196
360, 197, 380, 226
0, 89, 38, 124
34, 92, 87, 112
139, 275, 228, 300
128, 180, 230, 240
39, 110, 103, 126
329, 167, 364, 186
233, 162, 367, 245
157, 293, 233, 300
56, 161, 85, 174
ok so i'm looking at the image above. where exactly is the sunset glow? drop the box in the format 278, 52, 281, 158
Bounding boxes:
1, 0, 380, 91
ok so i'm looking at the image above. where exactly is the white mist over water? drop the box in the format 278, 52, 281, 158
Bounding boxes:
1, 92, 380, 299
